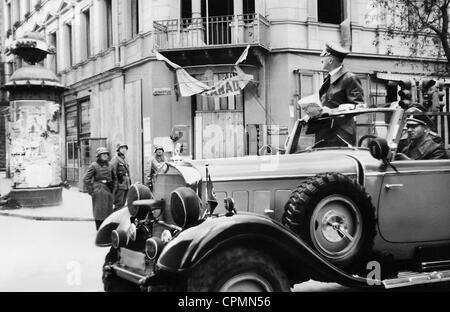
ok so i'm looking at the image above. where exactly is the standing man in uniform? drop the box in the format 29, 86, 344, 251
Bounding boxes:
83, 147, 117, 230
111, 143, 131, 209
316, 42, 365, 147
146, 145, 166, 190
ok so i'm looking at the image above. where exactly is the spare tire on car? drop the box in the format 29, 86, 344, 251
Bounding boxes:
282, 173, 376, 273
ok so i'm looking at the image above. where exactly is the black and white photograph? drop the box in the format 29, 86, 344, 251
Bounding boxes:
1, 0, 450, 298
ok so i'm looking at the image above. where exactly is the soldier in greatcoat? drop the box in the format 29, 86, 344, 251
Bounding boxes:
111, 143, 131, 209
83, 147, 117, 230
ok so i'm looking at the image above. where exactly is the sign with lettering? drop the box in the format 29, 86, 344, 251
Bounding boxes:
267, 125, 289, 136
153, 88, 172, 96
202, 68, 253, 98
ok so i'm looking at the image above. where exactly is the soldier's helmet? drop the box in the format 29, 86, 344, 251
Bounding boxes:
116, 143, 129, 152
154, 145, 164, 153
96, 147, 110, 157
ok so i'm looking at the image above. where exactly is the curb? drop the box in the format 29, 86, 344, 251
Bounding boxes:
0, 211, 94, 222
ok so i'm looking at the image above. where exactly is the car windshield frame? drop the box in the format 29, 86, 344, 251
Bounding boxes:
286, 108, 404, 154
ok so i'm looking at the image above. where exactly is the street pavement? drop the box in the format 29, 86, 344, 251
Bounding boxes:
0, 216, 105, 292
0, 173, 449, 292
0, 215, 351, 292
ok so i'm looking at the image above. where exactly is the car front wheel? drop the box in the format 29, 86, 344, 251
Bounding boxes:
186, 246, 291, 292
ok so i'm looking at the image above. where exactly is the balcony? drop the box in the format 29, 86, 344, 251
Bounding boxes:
153, 14, 269, 51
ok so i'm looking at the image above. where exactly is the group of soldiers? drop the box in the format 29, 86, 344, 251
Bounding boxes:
83, 144, 166, 230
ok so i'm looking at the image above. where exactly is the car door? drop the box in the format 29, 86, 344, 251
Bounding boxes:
377, 159, 450, 243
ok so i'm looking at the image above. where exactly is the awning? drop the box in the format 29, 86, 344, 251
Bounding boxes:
376, 72, 450, 83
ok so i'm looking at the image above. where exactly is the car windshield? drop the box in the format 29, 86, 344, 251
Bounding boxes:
289, 109, 402, 154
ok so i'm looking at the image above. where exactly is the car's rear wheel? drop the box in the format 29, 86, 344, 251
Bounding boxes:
186, 246, 291, 292
283, 173, 376, 272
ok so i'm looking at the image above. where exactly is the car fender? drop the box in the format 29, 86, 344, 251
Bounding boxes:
95, 207, 132, 247
156, 213, 381, 289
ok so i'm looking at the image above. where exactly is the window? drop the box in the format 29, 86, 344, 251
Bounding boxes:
24, 0, 30, 14
105, 0, 113, 48
7, 3, 12, 30
181, 0, 192, 27
243, 0, 255, 15
13, 0, 21, 25
131, 0, 139, 37
243, 0, 255, 23
65, 99, 91, 182
64, 23, 74, 67
82, 9, 91, 57
49, 32, 58, 72
317, 0, 344, 24
80, 100, 91, 138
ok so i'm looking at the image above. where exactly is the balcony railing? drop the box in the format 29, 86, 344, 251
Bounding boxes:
153, 14, 269, 50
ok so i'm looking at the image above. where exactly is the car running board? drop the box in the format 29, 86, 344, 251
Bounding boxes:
382, 270, 450, 289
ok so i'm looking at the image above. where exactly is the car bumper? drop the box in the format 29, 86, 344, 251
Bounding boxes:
110, 264, 147, 285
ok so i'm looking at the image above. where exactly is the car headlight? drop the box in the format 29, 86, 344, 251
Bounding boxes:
111, 229, 128, 249
145, 237, 164, 260
129, 223, 137, 242
170, 187, 201, 228
161, 230, 172, 243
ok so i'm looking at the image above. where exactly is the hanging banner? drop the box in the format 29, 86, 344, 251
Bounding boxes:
154, 50, 210, 97
202, 67, 254, 98
154, 46, 253, 98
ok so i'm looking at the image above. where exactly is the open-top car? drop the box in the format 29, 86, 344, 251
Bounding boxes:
96, 107, 450, 291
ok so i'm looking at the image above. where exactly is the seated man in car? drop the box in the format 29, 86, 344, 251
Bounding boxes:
396, 115, 448, 160
397, 105, 443, 152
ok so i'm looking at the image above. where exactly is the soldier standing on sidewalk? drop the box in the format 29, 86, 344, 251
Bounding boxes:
83, 147, 117, 230
146, 145, 166, 190
111, 143, 131, 209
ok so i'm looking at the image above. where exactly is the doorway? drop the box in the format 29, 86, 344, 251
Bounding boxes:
192, 71, 245, 159
201, 0, 234, 45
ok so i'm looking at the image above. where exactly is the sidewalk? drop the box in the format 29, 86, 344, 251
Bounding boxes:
0, 172, 94, 222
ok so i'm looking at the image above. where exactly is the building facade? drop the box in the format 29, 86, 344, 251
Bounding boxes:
2, 0, 449, 186
0, 1, 8, 171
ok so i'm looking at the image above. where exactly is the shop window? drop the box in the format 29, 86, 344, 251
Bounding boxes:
80, 100, 90, 138
317, 0, 344, 24
65, 99, 91, 183
65, 105, 78, 138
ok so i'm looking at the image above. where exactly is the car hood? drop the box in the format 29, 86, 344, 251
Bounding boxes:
185, 149, 367, 182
